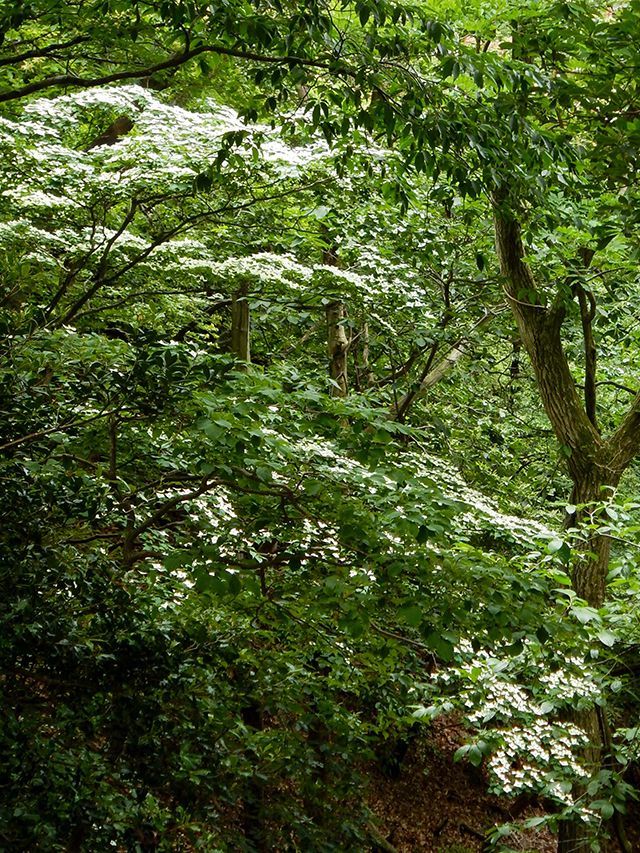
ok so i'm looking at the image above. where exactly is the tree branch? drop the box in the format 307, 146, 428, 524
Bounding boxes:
50, 179, 330, 327
0, 36, 90, 67
0, 43, 343, 104
391, 311, 496, 421
56, 200, 139, 325
0, 408, 119, 453
493, 199, 601, 478
606, 394, 640, 475
576, 284, 598, 430
121, 474, 221, 564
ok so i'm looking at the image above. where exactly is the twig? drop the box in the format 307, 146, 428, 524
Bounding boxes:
0, 408, 118, 452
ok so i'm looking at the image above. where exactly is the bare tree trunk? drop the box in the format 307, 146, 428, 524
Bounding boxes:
231, 284, 250, 364
326, 301, 348, 397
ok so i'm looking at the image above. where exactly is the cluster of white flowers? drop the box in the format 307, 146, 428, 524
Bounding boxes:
210, 253, 313, 289
414, 451, 554, 546
466, 680, 539, 720
539, 664, 602, 704
489, 721, 589, 801
0, 85, 446, 317
6, 85, 330, 198
290, 434, 558, 555
2, 188, 80, 209
429, 641, 602, 805
297, 517, 343, 564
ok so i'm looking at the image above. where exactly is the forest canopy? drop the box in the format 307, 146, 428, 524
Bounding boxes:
2, 2, 640, 851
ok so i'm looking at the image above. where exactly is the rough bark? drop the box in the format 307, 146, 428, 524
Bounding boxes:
607, 393, 640, 475
86, 115, 134, 150
492, 203, 633, 609
493, 207, 601, 481
493, 196, 640, 852
326, 301, 348, 397
557, 706, 602, 853
569, 470, 619, 608
576, 284, 598, 430
508, 335, 521, 412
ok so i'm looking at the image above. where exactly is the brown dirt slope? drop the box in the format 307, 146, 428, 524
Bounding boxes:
367, 716, 637, 853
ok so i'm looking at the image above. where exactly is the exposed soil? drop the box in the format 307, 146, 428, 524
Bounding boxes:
367, 716, 639, 853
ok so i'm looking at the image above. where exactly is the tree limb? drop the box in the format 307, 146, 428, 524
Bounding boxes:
492, 198, 601, 478
0, 408, 119, 453
0, 43, 344, 104
0, 36, 90, 67
576, 284, 598, 429
606, 393, 640, 475
391, 311, 496, 421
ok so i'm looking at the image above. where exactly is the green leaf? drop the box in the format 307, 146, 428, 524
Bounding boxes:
591, 800, 614, 819
547, 538, 571, 563
303, 479, 324, 496
416, 524, 430, 544
324, 575, 341, 592
597, 629, 616, 647
311, 205, 330, 220
547, 537, 564, 553
193, 568, 220, 594
426, 631, 454, 661
468, 744, 483, 766
441, 55, 456, 78
164, 551, 193, 570
523, 816, 547, 828
399, 604, 422, 627
453, 744, 470, 763
571, 605, 600, 624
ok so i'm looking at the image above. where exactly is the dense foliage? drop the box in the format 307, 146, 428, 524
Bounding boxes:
2, 2, 640, 851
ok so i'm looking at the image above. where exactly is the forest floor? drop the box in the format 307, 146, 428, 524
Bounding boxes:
367, 715, 639, 853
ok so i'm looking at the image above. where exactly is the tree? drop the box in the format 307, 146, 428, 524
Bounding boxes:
2, 2, 640, 850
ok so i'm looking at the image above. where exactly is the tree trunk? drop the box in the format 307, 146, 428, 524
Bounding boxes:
508, 335, 521, 412
558, 470, 618, 852
557, 706, 601, 853
231, 284, 250, 364
569, 469, 619, 608
326, 301, 348, 397
492, 197, 640, 852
